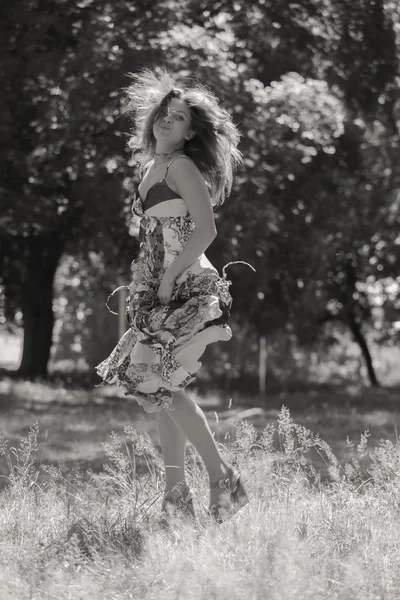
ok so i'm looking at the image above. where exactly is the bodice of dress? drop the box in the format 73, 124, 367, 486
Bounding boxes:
131, 184, 189, 219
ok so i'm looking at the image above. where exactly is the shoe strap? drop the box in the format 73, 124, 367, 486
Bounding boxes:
180, 487, 194, 503
165, 484, 193, 504
214, 469, 239, 490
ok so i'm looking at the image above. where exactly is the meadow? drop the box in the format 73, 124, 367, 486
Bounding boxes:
1, 378, 400, 599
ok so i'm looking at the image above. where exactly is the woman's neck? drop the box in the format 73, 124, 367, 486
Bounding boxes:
152, 145, 184, 167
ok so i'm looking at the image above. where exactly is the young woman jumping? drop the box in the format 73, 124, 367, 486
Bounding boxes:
96, 69, 249, 526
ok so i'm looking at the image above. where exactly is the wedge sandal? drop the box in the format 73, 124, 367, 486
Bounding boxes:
209, 468, 249, 524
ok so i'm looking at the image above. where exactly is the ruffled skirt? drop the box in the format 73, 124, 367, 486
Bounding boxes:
95, 256, 233, 413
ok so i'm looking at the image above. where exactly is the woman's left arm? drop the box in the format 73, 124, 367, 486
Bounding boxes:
165, 158, 217, 279
157, 158, 217, 304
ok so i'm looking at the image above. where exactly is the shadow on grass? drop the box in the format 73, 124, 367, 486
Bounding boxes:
200, 379, 400, 414
1, 372, 400, 494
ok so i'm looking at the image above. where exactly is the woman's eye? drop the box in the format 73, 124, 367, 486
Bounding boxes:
167, 111, 183, 121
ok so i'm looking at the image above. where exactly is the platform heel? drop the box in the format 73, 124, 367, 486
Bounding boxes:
209, 468, 249, 524
160, 482, 196, 529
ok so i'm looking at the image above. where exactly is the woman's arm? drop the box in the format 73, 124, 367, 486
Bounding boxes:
164, 157, 217, 282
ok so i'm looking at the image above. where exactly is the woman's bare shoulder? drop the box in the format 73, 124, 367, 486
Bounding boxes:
168, 155, 203, 182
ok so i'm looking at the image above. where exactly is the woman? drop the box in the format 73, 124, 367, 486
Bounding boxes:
96, 69, 250, 526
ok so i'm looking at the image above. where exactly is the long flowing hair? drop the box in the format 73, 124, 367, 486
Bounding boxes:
123, 68, 242, 207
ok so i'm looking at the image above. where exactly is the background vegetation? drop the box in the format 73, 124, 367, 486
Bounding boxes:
1, 0, 400, 389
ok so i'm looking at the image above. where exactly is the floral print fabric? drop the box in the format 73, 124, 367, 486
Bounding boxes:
95, 191, 233, 413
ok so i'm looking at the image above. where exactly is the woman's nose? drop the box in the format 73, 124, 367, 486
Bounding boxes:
164, 113, 172, 123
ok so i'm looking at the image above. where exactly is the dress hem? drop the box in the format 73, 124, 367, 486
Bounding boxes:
95, 323, 231, 413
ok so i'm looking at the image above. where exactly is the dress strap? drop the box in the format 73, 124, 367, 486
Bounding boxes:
105, 285, 129, 315
222, 261, 256, 279
164, 154, 191, 178
144, 160, 155, 175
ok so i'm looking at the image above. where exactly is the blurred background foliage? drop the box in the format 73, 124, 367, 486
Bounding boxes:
1, 0, 400, 391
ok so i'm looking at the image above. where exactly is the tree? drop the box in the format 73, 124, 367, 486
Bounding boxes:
0, 0, 180, 376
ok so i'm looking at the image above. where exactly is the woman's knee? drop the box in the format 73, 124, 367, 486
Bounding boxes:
173, 390, 198, 409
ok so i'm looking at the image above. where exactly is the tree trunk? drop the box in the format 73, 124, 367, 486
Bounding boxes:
347, 312, 380, 387
16, 234, 63, 378
258, 335, 267, 395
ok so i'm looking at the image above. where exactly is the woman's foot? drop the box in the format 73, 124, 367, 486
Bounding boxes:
160, 482, 196, 529
209, 467, 249, 524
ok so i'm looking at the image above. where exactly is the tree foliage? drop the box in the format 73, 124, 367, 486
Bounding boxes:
1, 0, 399, 385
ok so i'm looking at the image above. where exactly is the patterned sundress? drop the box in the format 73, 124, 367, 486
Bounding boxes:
95, 156, 247, 413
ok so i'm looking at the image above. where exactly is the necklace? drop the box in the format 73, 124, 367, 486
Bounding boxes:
154, 147, 184, 157
154, 150, 173, 156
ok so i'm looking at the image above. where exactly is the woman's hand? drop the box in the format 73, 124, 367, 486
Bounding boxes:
157, 271, 176, 305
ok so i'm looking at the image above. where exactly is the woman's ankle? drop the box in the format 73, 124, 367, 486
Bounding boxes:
208, 462, 231, 485
164, 481, 188, 499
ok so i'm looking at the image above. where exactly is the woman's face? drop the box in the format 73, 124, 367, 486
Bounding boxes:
153, 97, 193, 147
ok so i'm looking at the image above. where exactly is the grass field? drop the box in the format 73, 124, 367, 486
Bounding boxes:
1, 377, 399, 485
1, 378, 400, 599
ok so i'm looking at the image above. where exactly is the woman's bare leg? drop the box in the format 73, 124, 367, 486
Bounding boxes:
168, 390, 228, 483
156, 408, 187, 498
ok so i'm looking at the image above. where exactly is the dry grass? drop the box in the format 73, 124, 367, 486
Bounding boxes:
1, 380, 400, 599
